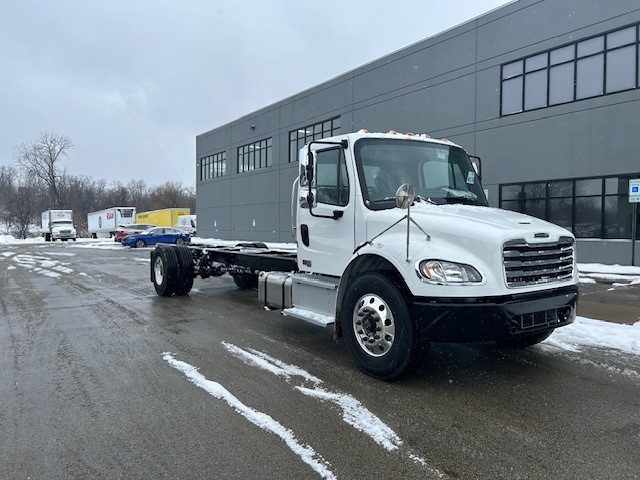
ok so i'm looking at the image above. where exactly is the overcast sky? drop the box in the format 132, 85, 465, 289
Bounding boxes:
0, 0, 512, 188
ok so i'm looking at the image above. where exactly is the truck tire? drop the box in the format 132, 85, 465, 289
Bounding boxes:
497, 330, 554, 348
135, 239, 146, 248
232, 273, 257, 289
342, 273, 426, 381
174, 245, 195, 295
151, 246, 179, 296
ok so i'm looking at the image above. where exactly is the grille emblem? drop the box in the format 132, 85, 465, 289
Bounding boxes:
534, 232, 549, 238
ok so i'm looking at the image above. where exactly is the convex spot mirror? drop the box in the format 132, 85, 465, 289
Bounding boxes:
395, 183, 415, 209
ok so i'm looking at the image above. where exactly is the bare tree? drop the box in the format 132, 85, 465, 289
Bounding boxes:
1, 171, 43, 238
15, 132, 74, 209
149, 181, 194, 210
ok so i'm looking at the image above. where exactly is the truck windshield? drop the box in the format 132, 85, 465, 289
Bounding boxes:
354, 138, 488, 209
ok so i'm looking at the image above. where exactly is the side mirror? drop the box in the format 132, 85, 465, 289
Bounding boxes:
306, 151, 314, 184
306, 191, 315, 209
395, 183, 415, 209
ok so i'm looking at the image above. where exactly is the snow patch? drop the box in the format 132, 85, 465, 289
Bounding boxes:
223, 343, 442, 476
162, 352, 335, 479
546, 316, 640, 356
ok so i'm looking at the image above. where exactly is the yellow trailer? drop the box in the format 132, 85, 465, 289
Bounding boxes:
136, 208, 190, 228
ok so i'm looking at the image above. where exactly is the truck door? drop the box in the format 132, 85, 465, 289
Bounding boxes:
297, 145, 355, 276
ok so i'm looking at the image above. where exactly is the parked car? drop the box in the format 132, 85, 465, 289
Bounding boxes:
114, 223, 155, 242
122, 227, 191, 248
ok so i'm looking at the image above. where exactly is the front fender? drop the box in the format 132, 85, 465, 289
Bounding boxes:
334, 251, 410, 338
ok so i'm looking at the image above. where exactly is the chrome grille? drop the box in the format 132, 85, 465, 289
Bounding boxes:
503, 236, 574, 287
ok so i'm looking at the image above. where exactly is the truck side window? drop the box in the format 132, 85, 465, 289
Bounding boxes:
315, 148, 349, 206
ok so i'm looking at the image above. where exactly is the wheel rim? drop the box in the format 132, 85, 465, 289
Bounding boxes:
136, 240, 145, 248
176, 238, 184, 245
352, 294, 395, 357
154, 256, 164, 285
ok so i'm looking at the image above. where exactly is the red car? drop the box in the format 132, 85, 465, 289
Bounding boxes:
114, 223, 155, 242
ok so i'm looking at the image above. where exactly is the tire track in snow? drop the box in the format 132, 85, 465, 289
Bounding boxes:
162, 352, 336, 480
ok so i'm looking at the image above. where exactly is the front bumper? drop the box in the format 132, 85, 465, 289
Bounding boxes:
412, 285, 578, 343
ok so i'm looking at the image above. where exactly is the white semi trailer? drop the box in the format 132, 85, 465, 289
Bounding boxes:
87, 207, 136, 239
149, 131, 579, 380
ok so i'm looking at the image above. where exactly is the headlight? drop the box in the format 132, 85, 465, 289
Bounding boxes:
417, 260, 483, 284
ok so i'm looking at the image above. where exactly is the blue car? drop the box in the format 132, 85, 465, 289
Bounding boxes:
122, 227, 191, 248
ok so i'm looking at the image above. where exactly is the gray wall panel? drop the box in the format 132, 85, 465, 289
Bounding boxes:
231, 203, 280, 241
197, 205, 231, 240
197, 128, 231, 156
230, 169, 280, 206
353, 76, 476, 134
199, 178, 231, 207
279, 81, 353, 128
477, 0, 640, 62
354, 29, 476, 103
477, 97, 640, 185
231, 107, 280, 144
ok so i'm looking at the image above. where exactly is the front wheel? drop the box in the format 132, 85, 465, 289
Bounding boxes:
341, 273, 426, 381
135, 239, 146, 248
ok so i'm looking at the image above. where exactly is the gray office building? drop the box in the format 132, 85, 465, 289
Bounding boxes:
196, 0, 640, 264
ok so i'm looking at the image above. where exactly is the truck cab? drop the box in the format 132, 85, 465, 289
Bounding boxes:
292, 130, 578, 378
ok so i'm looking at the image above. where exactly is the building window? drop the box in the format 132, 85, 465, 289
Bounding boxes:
499, 174, 640, 239
501, 23, 640, 116
237, 138, 272, 173
289, 117, 341, 162
199, 152, 226, 181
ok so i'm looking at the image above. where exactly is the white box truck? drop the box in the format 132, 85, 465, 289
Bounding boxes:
41, 209, 77, 241
87, 207, 136, 239
176, 214, 197, 235
149, 131, 579, 380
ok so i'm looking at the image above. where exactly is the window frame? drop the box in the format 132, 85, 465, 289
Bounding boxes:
289, 117, 341, 163
199, 151, 226, 181
500, 22, 640, 116
237, 138, 272, 173
499, 173, 640, 239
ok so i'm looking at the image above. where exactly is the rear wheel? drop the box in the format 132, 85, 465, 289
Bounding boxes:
497, 330, 554, 348
151, 246, 179, 296
135, 239, 146, 248
175, 237, 185, 245
174, 245, 195, 295
341, 273, 426, 380
232, 273, 257, 289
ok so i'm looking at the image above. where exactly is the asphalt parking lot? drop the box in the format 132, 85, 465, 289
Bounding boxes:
577, 281, 640, 325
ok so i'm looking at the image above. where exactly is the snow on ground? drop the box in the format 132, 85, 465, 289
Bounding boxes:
547, 316, 640, 356
578, 263, 640, 285
163, 352, 337, 480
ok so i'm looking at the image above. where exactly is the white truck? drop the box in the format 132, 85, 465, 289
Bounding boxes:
41, 209, 77, 242
176, 214, 197, 235
149, 131, 579, 380
87, 207, 136, 239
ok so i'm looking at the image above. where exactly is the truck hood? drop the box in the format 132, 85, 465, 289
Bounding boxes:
366, 203, 572, 246
362, 203, 577, 297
